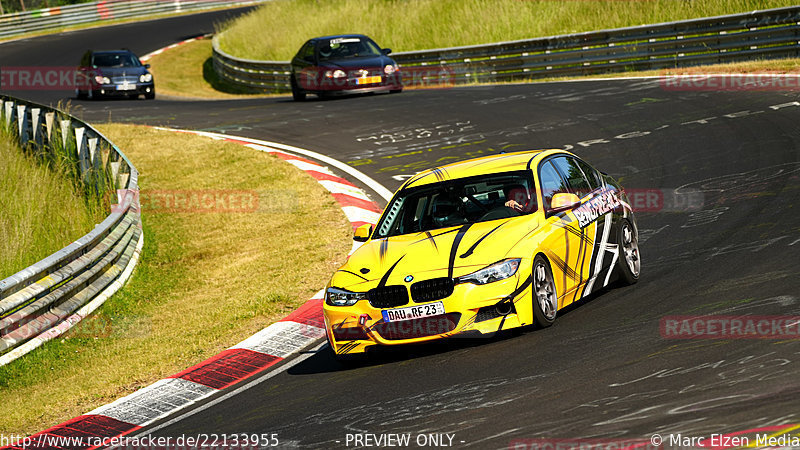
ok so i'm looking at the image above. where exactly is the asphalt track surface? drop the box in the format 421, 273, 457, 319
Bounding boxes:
3, 10, 800, 449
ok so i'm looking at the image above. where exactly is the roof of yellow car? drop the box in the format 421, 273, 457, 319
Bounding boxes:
403, 149, 564, 188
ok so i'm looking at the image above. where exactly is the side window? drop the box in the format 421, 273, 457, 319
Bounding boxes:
550, 156, 592, 199
301, 43, 315, 61
538, 161, 568, 211
575, 157, 603, 190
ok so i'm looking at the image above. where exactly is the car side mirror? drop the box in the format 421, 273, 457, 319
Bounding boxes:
353, 224, 373, 242
551, 193, 580, 211
381, 48, 392, 55
144, 63, 150, 69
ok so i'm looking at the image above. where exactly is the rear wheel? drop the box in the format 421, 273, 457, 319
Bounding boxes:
616, 219, 640, 285
291, 77, 306, 101
532, 255, 558, 328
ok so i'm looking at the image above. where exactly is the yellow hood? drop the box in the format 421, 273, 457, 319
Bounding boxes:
331, 216, 540, 291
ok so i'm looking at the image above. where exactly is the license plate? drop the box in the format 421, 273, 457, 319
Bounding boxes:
117, 84, 135, 91
382, 301, 445, 323
356, 76, 381, 85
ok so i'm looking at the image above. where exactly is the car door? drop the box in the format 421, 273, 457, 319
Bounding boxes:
537, 156, 600, 307
292, 41, 317, 90
551, 155, 618, 300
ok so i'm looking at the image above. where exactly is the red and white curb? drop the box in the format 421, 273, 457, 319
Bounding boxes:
140, 34, 211, 63
1, 131, 387, 450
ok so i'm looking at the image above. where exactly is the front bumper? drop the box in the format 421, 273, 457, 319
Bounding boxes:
92, 82, 154, 97
298, 71, 403, 95
323, 267, 533, 356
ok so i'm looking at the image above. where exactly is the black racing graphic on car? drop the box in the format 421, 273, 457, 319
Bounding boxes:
336, 269, 369, 282
412, 228, 459, 246
379, 238, 389, 262
459, 220, 509, 259
447, 224, 473, 279
377, 255, 405, 288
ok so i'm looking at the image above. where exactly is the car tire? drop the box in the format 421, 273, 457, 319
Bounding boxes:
145, 91, 155, 100
616, 219, 640, 285
532, 255, 558, 328
87, 89, 96, 100
291, 77, 306, 101
390, 88, 403, 94
75, 88, 86, 99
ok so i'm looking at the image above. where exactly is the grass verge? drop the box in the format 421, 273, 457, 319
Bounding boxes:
0, 124, 352, 435
147, 38, 271, 99
0, 129, 106, 280
218, 0, 799, 61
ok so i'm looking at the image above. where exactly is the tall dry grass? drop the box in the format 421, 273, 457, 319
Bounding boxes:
0, 128, 105, 279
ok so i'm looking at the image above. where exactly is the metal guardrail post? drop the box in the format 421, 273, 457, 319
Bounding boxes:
0, 94, 143, 366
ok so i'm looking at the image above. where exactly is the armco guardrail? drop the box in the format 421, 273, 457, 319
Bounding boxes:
0, 0, 265, 39
0, 95, 142, 366
213, 5, 800, 92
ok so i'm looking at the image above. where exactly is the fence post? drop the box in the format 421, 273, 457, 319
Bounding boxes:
16, 104, 28, 145
4, 101, 15, 128
44, 111, 55, 144
60, 119, 70, 149
30, 107, 42, 147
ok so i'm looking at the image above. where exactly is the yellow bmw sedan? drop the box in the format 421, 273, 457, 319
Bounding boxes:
324, 149, 640, 358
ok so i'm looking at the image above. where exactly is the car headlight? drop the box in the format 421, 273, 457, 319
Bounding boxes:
324, 69, 346, 78
455, 258, 521, 285
326, 287, 367, 306
139, 73, 153, 83
384, 64, 398, 75
94, 76, 110, 84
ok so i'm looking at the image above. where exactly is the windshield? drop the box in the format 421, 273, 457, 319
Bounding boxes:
92, 53, 140, 68
318, 37, 382, 60
375, 171, 537, 238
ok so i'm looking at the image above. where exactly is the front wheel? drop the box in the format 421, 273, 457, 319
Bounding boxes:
532, 255, 558, 328
616, 219, 640, 285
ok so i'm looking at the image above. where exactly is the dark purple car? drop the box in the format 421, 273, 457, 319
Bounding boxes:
76, 49, 155, 100
290, 34, 403, 101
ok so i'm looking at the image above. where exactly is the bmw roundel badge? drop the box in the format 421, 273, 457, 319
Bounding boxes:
404, 275, 414, 283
